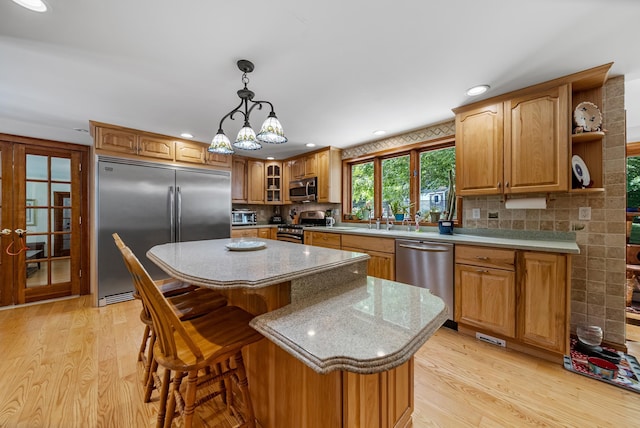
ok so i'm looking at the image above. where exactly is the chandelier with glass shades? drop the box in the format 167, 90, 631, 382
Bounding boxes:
208, 60, 287, 154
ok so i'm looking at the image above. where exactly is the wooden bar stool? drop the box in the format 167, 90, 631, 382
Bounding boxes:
112, 234, 228, 401
122, 245, 263, 428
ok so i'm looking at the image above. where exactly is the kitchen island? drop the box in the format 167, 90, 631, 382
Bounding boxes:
148, 238, 447, 428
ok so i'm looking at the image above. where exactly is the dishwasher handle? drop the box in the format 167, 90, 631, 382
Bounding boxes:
397, 243, 451, 252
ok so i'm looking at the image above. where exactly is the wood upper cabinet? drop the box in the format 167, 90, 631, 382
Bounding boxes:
517, 251, 569, 354
316, 148, 342, 203
94, 127, 138, 154
91, 121, 232, 169
247, 160, 265, 204
504, 85, 569, 193
232, 157, 248, 203
455, 246, 516, 338
455, 102, 504, 196
265, 161, 282, 204
174, 140, 204, 164
454, 85, 570, 196
304, 153, 318, 177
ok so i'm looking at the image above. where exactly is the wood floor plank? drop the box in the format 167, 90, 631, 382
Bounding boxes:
1, 296, 639, 427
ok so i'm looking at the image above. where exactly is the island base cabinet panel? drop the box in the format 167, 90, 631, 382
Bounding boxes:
517, 252, 569, 355
455, 265, 516, 338
343, 359, 413, 428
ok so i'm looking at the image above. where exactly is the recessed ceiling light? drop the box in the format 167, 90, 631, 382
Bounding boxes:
305, 143, 316, 148
466, 85, 490, 97
180, 132, 194, 139
11, 0, 48, 12
266, 156, 275, 160
373, 130, 386, 136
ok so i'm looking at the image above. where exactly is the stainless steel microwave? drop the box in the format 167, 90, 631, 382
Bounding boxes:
231, 210, 257, 226
289, 177, 317, 202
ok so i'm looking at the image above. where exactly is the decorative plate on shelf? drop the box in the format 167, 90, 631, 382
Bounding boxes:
225, 240, 266, 251
571, 155, 591, 188
574, 101, 602, 132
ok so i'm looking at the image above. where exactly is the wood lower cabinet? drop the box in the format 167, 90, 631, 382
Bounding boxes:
305, 231, 341, 249
455, 245, 570, 359
455, 263, 516, 338
231, 228, 258, 238
223, 281, 413, 428
342, 235, 395, 280
231, 227, 275, 239
517, 251, 569, 354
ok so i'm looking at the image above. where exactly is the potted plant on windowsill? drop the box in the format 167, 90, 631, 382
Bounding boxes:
388, 200, 412, 221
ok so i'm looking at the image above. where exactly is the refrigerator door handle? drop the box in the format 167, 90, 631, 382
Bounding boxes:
176, 186, 182, 242
169, 186, 176, 242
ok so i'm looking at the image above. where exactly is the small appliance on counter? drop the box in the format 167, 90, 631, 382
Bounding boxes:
269, 206, 284, 224
232, 209, 257, 226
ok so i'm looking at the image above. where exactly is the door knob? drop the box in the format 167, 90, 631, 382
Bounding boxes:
1, 228, 11, 235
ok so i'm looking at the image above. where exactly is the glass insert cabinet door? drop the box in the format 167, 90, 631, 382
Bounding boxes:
16, 146, 81, 303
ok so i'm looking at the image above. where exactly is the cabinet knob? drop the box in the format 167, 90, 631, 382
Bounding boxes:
497, 182, 502, 189
476, 256, 489, 260
505, 181, 510, 188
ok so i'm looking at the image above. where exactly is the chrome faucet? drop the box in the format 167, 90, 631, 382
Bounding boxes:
386, 216, 393, 230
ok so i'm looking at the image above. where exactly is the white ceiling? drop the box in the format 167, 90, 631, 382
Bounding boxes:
1, 0, 640, 160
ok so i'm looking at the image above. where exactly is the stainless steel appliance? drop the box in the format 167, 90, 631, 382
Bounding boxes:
289, 177, 317, 202
276, 210, 326, 243
395, 239, 455, 326
97, 157, 231, 305
232, 209, 257, 226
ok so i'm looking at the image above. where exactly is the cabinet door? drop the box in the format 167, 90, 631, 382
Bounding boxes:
455, 264, 516, 338
265, 161, 282, 204
174, 141, 204, 164
205, 150, 232, 169
231, 228, 258, 238
291, 158, 305, 179
316, 148, 341, 203
308, 231, 341, 249
257, 228, 271, 239
518, 252, 568, 354
232, 157, 247, 203
504, 85, 569, 193
455, 103, 504, 196
247, 160, 265, 204
342, 246, 395, 280
138, 135, 175, 160
304, 153, 318, 178
95, 127, 138, 154
282, 160, 291, 204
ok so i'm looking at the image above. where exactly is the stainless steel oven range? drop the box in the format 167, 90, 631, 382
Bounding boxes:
276, 210, 327, 244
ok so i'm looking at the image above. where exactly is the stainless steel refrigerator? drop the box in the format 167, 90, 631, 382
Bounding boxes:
96, 157, 231, 305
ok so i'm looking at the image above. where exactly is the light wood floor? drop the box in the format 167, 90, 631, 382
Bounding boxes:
1, 296, 639, 428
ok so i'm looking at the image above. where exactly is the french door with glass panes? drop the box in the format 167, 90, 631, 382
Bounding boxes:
0, 139, 86, 305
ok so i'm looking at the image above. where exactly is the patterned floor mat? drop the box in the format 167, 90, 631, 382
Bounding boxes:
564, 338, 640, 393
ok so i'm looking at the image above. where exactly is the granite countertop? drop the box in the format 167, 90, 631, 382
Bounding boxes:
232, 224, 278, 228
250, 275, 448, 374
147, 238, 369, 289
309, 226, 580, 254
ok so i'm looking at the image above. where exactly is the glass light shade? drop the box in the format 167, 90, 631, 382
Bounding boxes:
208, 132, 234, 154
11, 0, 47, 12
233, 126, 262, 150
256, 115, 287, 144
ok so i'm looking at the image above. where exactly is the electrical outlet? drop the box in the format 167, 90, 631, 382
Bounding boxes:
578, 207, 591, 221
472, 208, 480, 219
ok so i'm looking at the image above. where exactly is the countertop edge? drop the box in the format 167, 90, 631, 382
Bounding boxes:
310, 228, 580, 254
147, 250, 370, 289
251, 308, 447, 374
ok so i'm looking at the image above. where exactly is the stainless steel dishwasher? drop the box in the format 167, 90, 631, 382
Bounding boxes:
395, 239, 454, 323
